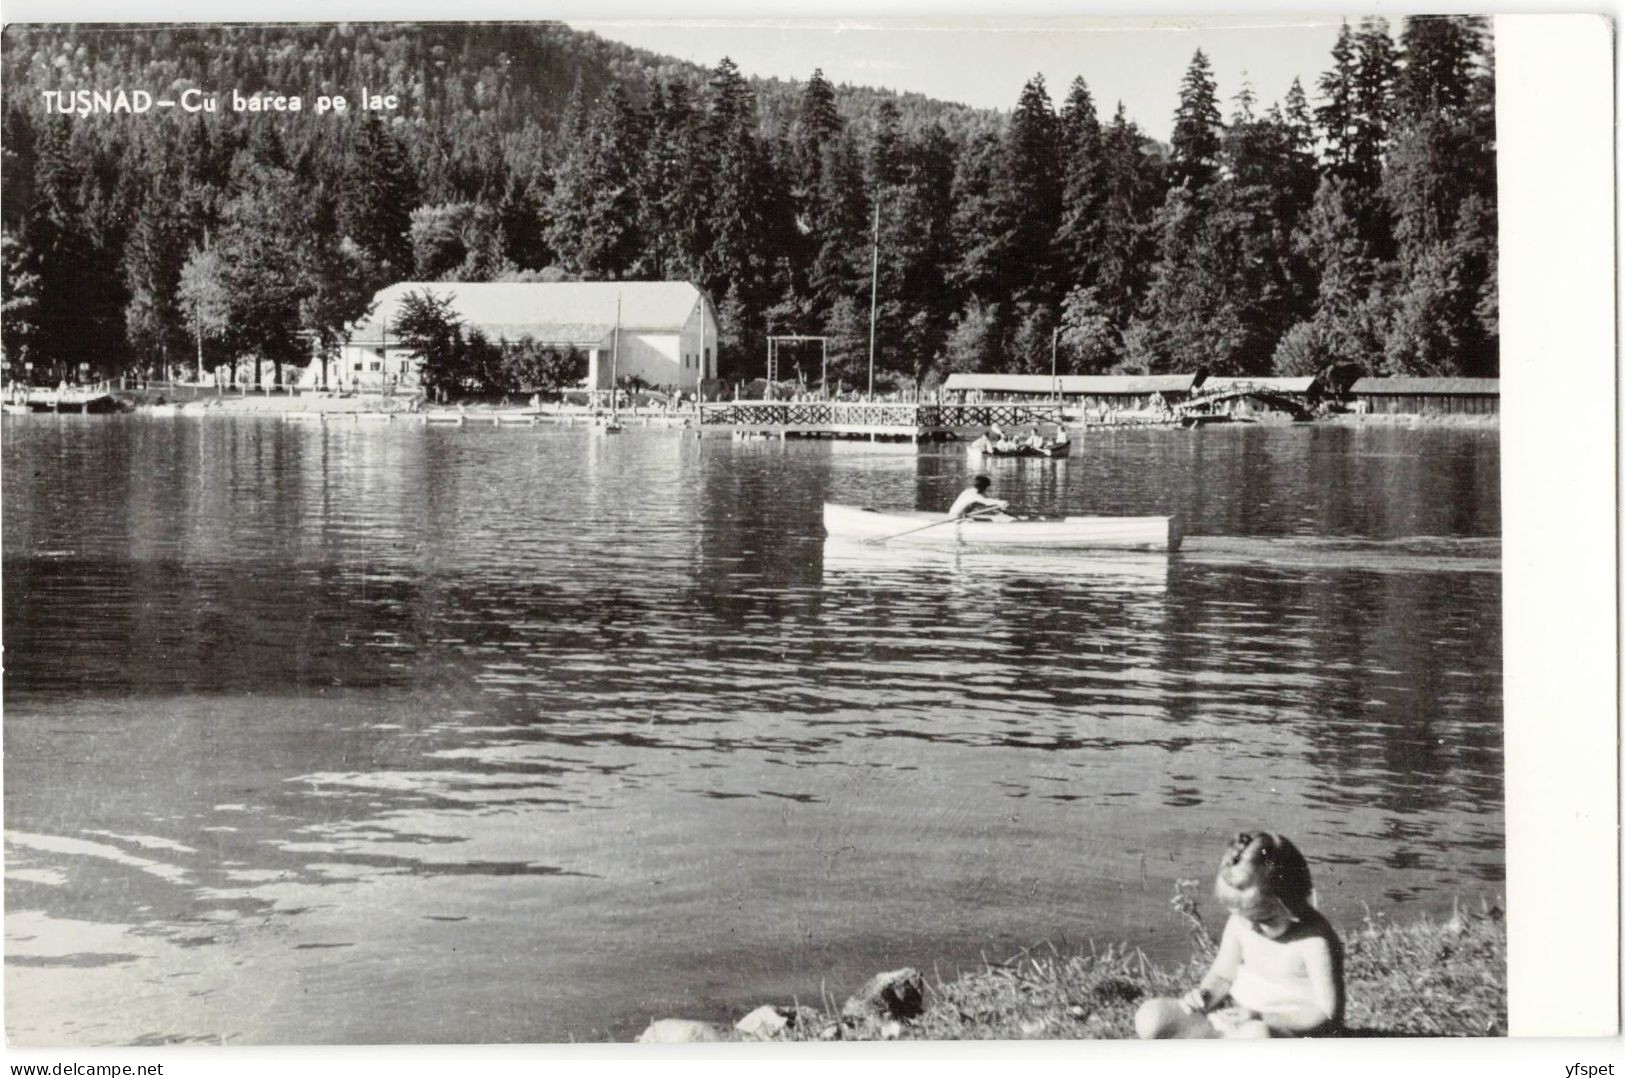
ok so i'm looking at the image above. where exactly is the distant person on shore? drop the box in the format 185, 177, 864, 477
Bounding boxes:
1136, 831, 1344, 1040
948, 475, 1010, 520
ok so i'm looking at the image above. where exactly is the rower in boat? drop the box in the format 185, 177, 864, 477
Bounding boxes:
947, 475, 1011, 520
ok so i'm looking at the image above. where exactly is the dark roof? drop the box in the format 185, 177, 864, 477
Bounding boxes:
944, 373, 1195, 394
1350, 377, 1500, 395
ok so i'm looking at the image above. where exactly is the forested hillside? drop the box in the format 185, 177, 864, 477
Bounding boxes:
0, 18, 1496, 390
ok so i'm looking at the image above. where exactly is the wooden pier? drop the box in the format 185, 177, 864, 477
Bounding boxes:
695, 400, 1065, 441
5, 386, 120, 414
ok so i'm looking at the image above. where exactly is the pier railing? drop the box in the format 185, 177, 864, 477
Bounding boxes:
697, 401, 1064, 429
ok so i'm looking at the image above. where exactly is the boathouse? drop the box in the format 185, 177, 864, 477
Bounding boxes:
1184, 375, 1321, 419
942, 373, 1197, 412
310, 281, 719, 392
1196, 375, 1319, 398
1349, 377, 1500, 415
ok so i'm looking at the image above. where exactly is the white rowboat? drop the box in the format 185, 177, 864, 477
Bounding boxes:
823, 503, 1179, 552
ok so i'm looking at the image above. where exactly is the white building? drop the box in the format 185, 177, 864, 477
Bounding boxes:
307, 281, 719, 392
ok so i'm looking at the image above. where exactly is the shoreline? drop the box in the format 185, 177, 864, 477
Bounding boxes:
640, 903, 1507, 1042
96, 393, 1502, 431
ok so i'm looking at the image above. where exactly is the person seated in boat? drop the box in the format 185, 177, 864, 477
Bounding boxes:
970, 431, 995, 453
1136, 831, 1344, 1041
1023, 429, 1048, 450
948, 475, 1010, 520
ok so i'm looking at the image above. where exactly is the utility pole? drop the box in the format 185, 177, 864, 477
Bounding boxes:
867, 201, 879, 400
1051, 327, 1059, 402
196, 227, 208, 385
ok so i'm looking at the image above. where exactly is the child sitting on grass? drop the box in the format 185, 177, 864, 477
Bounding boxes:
1136, 831, 1344, 1039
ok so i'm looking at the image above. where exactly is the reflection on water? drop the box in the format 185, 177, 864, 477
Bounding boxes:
3, 416, 1502, 1044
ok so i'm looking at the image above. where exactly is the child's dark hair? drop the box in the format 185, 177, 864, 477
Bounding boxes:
1213, 831, 1315, 917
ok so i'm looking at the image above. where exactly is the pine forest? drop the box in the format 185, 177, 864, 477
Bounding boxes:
0, 18, 1497, 393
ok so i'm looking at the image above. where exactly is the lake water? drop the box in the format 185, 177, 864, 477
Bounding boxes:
2, 416, 1503, 1045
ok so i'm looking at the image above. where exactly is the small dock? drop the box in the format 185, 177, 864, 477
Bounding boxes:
695, 401, 1065, 441
6, 387, 120, 414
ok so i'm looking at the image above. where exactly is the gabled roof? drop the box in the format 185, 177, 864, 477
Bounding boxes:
1350, 377, 1500, 395
944, 373, 1196, 394
349, 281, 706, 343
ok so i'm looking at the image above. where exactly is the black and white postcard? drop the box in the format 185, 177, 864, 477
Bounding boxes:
0, 10, 1614, 1067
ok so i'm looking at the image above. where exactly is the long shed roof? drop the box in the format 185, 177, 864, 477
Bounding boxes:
349, 281, 706, 344
944, 373, 1196, 394
1350, 377, 1500, 395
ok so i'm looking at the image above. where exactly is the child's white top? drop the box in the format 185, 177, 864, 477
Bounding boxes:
1211, 911, 1341, 1022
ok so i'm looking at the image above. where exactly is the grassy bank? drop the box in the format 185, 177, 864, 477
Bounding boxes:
760, 900, 1506, 1041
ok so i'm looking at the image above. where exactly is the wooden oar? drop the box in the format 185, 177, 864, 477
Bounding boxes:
864, 505, 1011, 545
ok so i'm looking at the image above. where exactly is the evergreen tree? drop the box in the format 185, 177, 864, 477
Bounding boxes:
410, 203, 475, 279
1395, 15, 1483, 121
807, 133, 871, 310
1008, 301, 1058, 375
940, 299, 1004, 376
1381, 15, 1496, 375
546, 84, 647, 278
496, 172, 548, 270
342, 112, 417, 281
1223, 77, 1275, 189
1058, 285, 1118, 372
948, 132, 1012, 305
1, 104, 37, 234
715, 283, 757, 379
1001, 75, 1062, 305
1, 230, 42, 376
1170, 50, 1223, 189
1351, 17, 1399, 189
867, 99, 904, 191
1093, 105, 1164, 333
893, 124, 957, 383
299, 188, 376, 385
821, 292, 870, 387
636, 80, 706, 280
1317, 23, 1360, 182
1279, 79, 1321, 215
1273, 176, 1389, 375
792, 68, 843, 168
122, 185, 190, 377
1056, 76, 1105, 292
1138, 180, 1291, 375
26, 118, 102, 378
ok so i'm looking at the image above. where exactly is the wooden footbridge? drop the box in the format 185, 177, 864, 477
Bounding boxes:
696, 400, 1065, 441
1175, 382, 1316, 422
